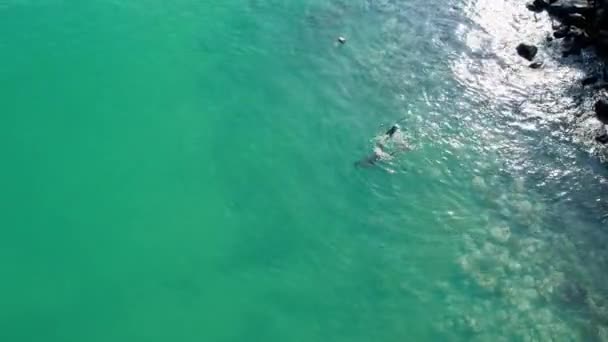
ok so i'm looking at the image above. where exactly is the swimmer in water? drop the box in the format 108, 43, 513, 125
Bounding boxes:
355, 124, 408, 167
385, 124, 399, 138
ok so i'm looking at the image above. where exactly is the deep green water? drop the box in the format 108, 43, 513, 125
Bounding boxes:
3, 0, 608, 341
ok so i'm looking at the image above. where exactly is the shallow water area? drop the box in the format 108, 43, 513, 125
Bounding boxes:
2, 0, 608, 341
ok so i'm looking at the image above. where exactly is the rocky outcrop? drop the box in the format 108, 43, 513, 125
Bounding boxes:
582, 75, 599, 86
525, 0, 608, 144
516, 43, 539, 61
523, 0, 605, 57
595, 98, 608, 123
546, 0, 593, 17
529, 61, 544, 68
527, 0, 551, 12
553, 25, 570, 38
559, 281, 588, 305
596, 132, 608, 143
595, 98, 608, 145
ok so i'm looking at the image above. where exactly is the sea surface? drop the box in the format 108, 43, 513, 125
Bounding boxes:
2, 0, 608, 341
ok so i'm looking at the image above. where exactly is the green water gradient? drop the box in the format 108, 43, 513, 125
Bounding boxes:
2, 0, 608, 341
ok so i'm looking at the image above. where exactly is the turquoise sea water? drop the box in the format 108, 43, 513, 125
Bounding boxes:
3, 0, 608, 340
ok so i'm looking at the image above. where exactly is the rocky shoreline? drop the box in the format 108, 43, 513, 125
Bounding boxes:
521, 0, 608, 143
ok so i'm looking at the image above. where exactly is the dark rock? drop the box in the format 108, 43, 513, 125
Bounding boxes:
573, 33, 592, 48
563, 46, 582, 57
527, 3, 540, 12
547, 2, 593, 18
566, 27, 586, 39
516, 43, 538, 61
582, 75, 599, 86
595, 99, 608, 123
535, 0, 551, 7
546, 35, 554, 42
594, 82, 608, 90
560, 281, 588, 305
562, 13, 588, 28
529, 61, 544, 68
565, 28, 592, 49
554, 25, 571, 38
552, 22, 562, 30
562, 33, 587, 57
560, 28, 592, 56
596, 133, 608, 144
598, 30, 608, 41
596, 38, 608, 57
527, 0, 549, 12
594, 9, 608, 30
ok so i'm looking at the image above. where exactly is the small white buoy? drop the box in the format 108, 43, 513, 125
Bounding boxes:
337, 36, 346, 44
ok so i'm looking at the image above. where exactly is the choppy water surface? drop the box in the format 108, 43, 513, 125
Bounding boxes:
2, 0, 608, 341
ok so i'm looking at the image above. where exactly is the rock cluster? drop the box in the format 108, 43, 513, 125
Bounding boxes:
522, 0, 608, 143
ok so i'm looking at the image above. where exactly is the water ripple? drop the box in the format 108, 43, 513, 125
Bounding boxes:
313, 0, 608, 339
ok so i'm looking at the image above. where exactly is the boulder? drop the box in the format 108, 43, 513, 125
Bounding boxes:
596, 133, 608, 144
566, 28, 592, 48
516, 43, 538, 61
562, 46, 582, 57
598, 30, 608, 42
573, 32, 592, 48
566, 27, 586, 39
527, 0, 549, 12
546, 1, 592, 17
596, 37, 608, 57
582, 75, 599, 86
593, 9, 608, 31
595, 98, 608, 123
560, 281, 588, 305
553, 25, 571, 38
529, 61, 544, 68
489, 226, 511, 243
561, 13, 588, 28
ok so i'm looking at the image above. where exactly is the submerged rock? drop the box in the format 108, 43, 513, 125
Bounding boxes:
553, 25, 570, 39
594, 9, 608, 31
596, 31, 608, 56
516, 43, 538, 61
560, 281, 588, 305
582, 75, 599, 86
567, 28, 592, 46
594, 81, 608, 90
562, 45, 582, 57
547, 1, 593, 18
472, 175, 487, 191
489, 225, 511, 243
529, 61, 544, 69
555, 29, 589, 58
527, 0, 549, 12
597, 39, 608, 57
596, 132, 608, 144
561, 13, 587, 28
595, 98, 608, 123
